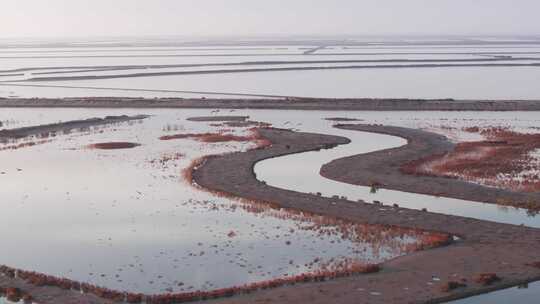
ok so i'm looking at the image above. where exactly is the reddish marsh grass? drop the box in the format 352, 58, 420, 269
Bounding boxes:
162, 129, 271, 156
159, 132, 255, 143
402, 127, 540, 193
1, 261, 382, 304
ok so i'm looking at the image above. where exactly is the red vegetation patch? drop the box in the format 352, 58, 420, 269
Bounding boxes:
180, 129, 271, 186
142, 265, 379, 303
0, 265, 127, 302
160, 132, 254, 143
402, 127, 540, 193
473, 273, 501, 286
0, 261, 381, 304
160, 129, 272, 150
87, 142, 141, 150
182, 157, 207, 185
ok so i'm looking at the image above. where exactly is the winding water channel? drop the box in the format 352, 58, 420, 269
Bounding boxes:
253, 111, 540, 228
250, 110, 540, 302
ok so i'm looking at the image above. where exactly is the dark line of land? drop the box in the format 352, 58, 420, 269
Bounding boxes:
3, 57, 540, 74
3, 50, 540, 59
1, 97, 540, 111
0, 85, 291, 99
2, 38, 540, 49
15, 63, 540, 82
0, 115, 148, 141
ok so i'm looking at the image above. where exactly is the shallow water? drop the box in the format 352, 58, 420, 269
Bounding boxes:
0, 108, 434, 295
0, 298, 20, 304
447, 281, 540, 303
2, 66, 540, 99
2, 42, 540, 99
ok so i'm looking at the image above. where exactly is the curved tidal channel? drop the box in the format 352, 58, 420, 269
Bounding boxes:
254, 118, 540, 229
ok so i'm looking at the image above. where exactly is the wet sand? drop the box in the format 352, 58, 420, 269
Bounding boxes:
320, 124, 540, 210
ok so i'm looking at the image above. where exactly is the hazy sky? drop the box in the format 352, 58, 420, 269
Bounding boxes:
1, 0, 539, 38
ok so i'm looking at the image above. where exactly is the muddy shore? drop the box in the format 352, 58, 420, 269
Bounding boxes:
320, 124, 540, 210
191, 128, 540, 304
1, 97, 540, 111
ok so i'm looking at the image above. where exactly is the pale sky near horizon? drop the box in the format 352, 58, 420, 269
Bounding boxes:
1, 0, 539, 38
